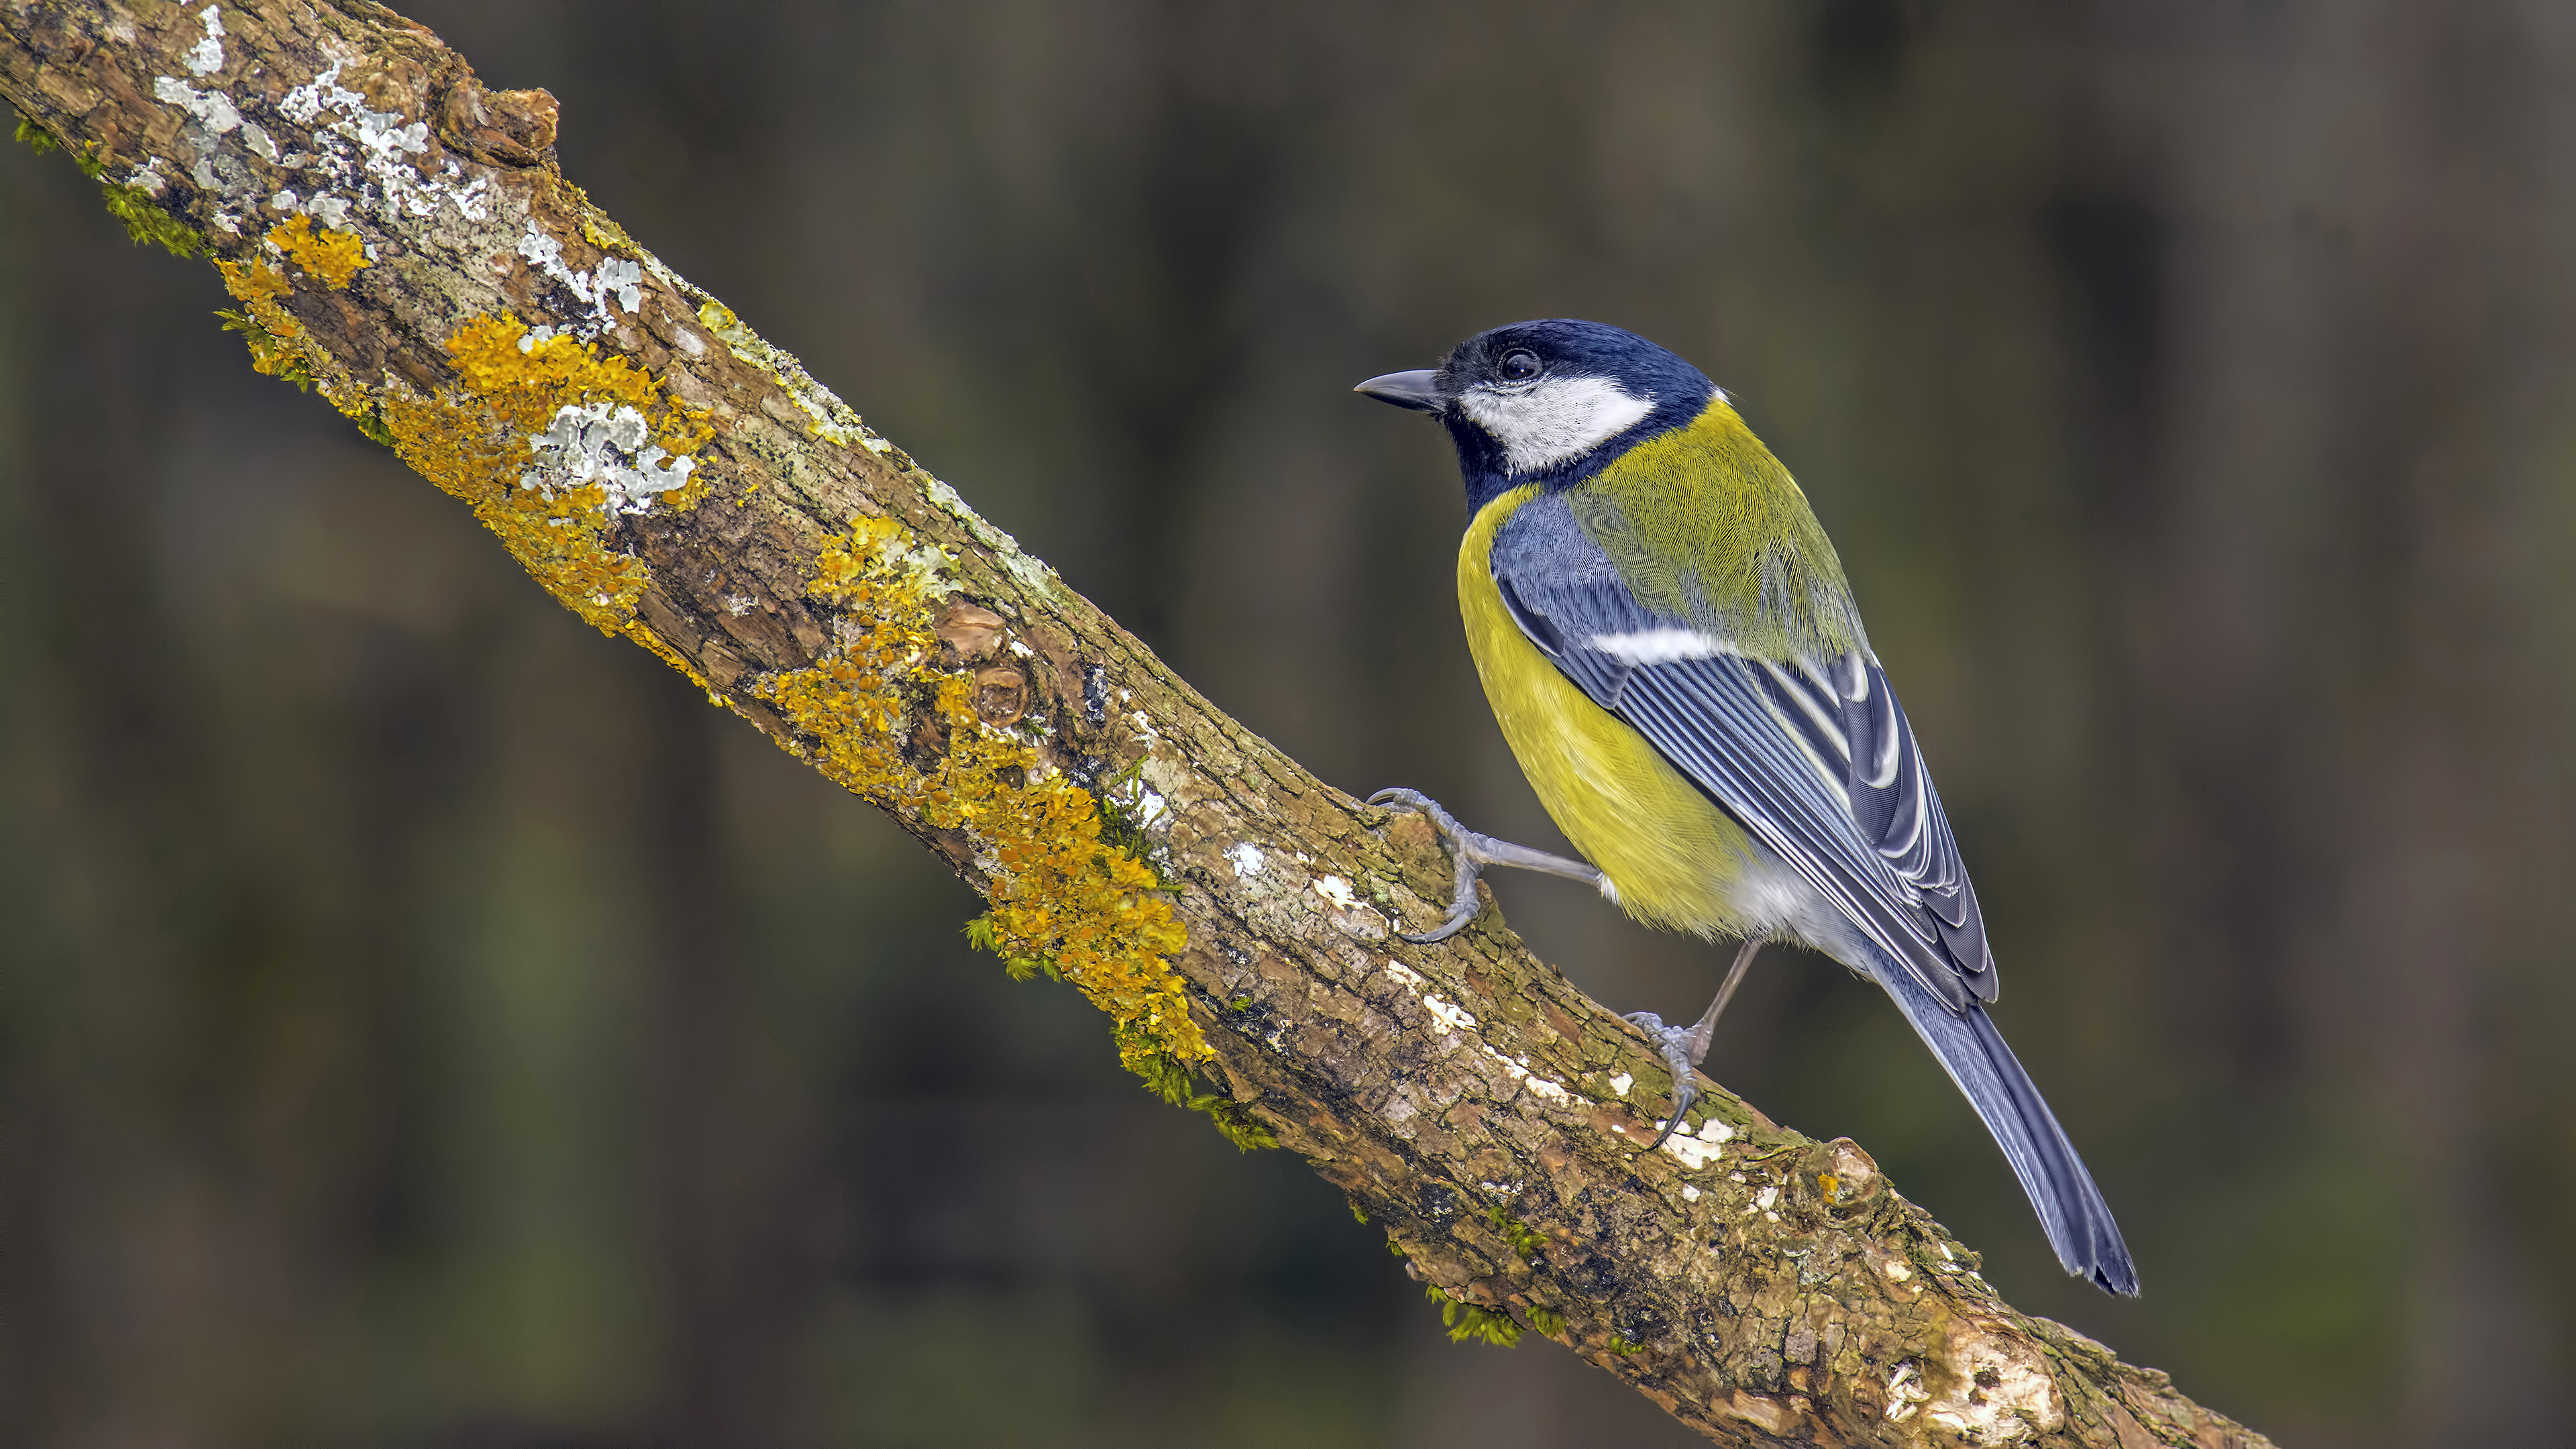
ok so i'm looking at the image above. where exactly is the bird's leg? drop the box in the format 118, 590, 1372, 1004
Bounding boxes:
1368, 788, 1603, 944
1625, 937, 1762, 1150
1371, 786, 1762, 1152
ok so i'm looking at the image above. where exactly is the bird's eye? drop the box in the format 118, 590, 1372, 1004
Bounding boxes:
1497, 349, 1542, 382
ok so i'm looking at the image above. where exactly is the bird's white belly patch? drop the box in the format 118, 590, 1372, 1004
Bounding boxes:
1726, 849, 1871, 968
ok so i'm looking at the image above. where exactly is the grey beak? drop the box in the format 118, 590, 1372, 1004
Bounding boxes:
1354, 369, 1446, 413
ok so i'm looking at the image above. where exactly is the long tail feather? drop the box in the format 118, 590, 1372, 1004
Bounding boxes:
1874, 963, 2140, 1295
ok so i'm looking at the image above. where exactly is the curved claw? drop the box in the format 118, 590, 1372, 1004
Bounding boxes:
1625, 1010, 1703, 1152
1369, 788, 1489, 943
1367, 786, 1453, 826
1400, 908, 1480, 947
1369, 787, 1604, 944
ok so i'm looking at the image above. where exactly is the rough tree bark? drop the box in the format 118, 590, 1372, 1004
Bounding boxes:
0, 4, 2271, 1444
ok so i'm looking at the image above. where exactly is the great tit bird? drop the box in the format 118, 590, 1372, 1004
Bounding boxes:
1357, 319, 2138, 1296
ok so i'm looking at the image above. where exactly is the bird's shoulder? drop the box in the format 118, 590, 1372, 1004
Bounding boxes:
1491, 400, 1864, 661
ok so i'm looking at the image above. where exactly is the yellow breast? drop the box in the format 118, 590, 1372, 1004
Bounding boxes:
1458, 486, 1762, 940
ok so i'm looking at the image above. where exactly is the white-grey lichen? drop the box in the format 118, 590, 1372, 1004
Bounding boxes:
182, 4, 225, 77
521, 402, 697, 514
1661, 1118, 1734, 1169
518, 223, 643, 339
276, 58, 490, 225
144, 42, 499, 248
152, 75, 243, 135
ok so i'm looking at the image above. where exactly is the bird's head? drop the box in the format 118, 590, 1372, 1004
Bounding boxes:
1357, 319, 1715, 509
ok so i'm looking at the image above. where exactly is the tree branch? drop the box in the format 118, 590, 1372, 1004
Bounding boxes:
0, 4, 2269, 1444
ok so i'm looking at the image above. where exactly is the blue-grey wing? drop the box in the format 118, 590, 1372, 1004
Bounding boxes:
1489, 497, 1996, 1008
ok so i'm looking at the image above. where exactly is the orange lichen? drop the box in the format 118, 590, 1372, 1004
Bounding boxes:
268, 213, 371, 289
380, 313, 712, 633
446, 314, 657, 425
215, 258, 315, 390
218, 257, 292, 305
760, 519, 1212, 1077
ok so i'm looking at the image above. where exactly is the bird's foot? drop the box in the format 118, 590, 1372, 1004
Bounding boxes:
1367, 789, 1489, 942
1623, 1010, 1709, 1152
1368, 788, 1603, 943
1622, 938, 1759, 1152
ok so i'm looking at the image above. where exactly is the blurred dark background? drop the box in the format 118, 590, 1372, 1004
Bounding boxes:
5, 1, 2574, 1444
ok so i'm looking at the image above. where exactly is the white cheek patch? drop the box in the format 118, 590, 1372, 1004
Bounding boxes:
1456, 376, 1656, 474
1590, 628, 1735, 665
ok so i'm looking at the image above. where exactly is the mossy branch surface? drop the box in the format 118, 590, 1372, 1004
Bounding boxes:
1, 7, 2268, 1446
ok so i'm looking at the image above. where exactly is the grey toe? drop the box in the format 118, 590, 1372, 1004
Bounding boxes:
1626, 1011, 1703, 1152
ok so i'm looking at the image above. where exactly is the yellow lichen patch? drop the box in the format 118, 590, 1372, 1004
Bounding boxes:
761, 520, 1211, 1077
378, 313, 712, 633
447, 313, 657, 427
695, 299, 746, 342
582, 213, 643, 257
494, 482, 651, 630
215, 258, 317, 390
219, 257, 292, 305
268, 213, 371, 289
